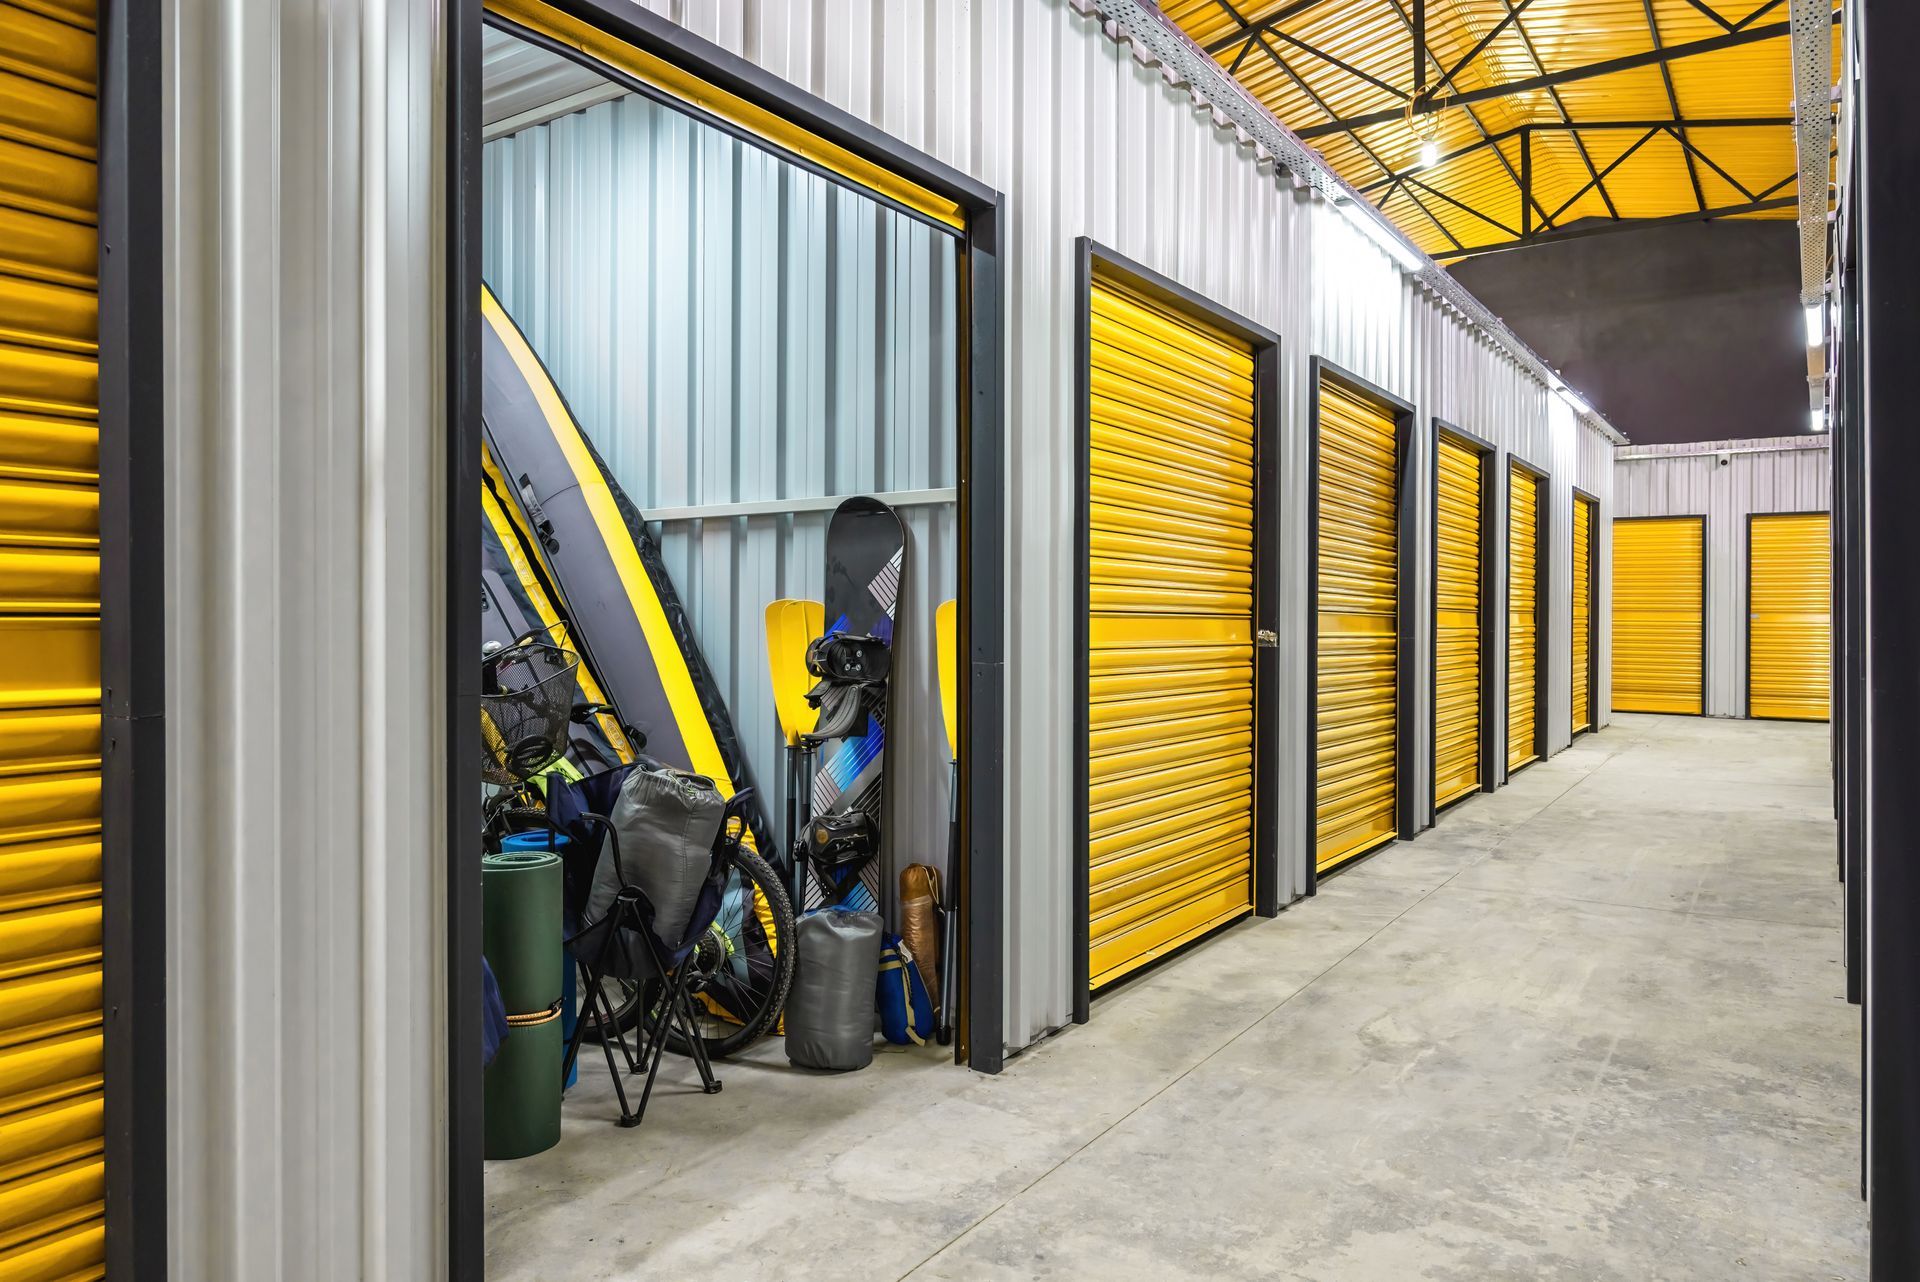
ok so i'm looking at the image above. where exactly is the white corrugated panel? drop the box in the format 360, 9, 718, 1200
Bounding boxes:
162, 0, 447, 1277
481, 82, 961, 891
1614, 436, 1832, 718
640, 0, 1617, 1055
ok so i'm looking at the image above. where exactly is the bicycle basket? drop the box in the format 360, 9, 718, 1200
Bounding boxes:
480, 639, 581, 786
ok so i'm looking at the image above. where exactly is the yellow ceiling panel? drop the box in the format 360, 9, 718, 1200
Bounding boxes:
1161, 0, 1840, 257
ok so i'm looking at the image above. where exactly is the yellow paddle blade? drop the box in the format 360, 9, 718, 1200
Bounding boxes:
936, 598, 958, 760
764, 598, 824, 746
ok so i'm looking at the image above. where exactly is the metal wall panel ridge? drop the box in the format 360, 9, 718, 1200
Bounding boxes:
0, 1, 105, 1275
162, 0, 447, 1275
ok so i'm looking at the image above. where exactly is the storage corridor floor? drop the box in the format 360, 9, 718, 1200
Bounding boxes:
487, 714, 1864, 1281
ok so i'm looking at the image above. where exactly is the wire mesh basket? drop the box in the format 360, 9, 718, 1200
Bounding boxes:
480, 638, 581, 786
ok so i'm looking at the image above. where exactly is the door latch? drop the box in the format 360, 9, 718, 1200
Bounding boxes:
1256, 629, 1278, 648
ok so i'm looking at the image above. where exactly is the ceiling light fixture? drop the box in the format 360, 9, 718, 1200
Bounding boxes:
1804, 303, 1824, 347
1419, 137, 1441, 170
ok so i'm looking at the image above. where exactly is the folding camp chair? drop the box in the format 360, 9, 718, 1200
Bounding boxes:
547, 767, 757, 1128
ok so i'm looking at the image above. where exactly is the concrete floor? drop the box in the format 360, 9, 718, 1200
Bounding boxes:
486, 714, 1864, 1280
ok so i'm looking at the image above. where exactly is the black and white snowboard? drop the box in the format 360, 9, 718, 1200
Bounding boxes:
804, 497, 905, 915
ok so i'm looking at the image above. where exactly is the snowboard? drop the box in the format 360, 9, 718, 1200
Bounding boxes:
803, 497, 905, 916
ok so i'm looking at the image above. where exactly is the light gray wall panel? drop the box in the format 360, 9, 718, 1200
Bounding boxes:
163, 0, 446, 1275
1614, 436, 1832, 718
483, 91, 961, 894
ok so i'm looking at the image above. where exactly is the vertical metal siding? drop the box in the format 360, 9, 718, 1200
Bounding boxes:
481, 88, 961, 891
633, 0, 1617, 1055
1614, 437, 1832, 717
163, 0, 446, 1275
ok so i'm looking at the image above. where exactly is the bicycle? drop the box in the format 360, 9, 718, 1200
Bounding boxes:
480, 627, 795, 1060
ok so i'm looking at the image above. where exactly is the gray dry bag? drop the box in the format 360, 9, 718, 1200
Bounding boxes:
785, 908, 883, 1071
585, 767, 724, 974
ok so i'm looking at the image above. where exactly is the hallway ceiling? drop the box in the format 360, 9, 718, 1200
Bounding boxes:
1159, 0, 1841, 260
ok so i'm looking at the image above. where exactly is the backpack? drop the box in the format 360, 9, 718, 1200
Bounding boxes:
877, 932, 935, 1046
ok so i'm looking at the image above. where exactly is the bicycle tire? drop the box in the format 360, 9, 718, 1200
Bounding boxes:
659, 846, 796, 1060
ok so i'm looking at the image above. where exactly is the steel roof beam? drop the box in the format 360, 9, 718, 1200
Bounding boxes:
1490, 0, 1623, 222
1644, 0, 1710, 212
1679, 0, 1740, 32
1546, 127, 1662, 225
1433, 194, 1799, 259
1351, 117, 1794, 196
1261, 29, 1409, 102
1200, 0, 1340, 55
1428, 0, 1540, 100
1299, 13, 1834, 138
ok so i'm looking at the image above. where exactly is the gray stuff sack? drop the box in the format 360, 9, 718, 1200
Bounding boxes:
584, 767, 724, 978
785, 908, 883, 1071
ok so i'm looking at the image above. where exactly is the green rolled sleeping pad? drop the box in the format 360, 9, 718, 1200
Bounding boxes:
483, 849, 563, 1160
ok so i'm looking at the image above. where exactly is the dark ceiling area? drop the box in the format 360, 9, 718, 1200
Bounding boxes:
1450, 219, 1808, 445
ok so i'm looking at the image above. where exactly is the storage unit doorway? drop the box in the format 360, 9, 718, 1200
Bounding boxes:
1431, 422, 1496, 811
1074, 243, 1279, 1011
1612, 515, 1706, 715
1747, 512, 1831, 721
1309, 361, 1414, 880
1506, 457, 1549, 776
1571, 490, 1599, 736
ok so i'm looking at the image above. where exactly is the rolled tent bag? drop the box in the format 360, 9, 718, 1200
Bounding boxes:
582, 767, 724, 980
483, 849, 564, 1160
785, 907, 884, 1071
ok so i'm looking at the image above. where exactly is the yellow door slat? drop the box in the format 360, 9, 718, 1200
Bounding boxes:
1571, 495, 1595, 733
1316, 378, 1398, 871
1749, 512, 1830, 721
1087, 268, 1255, 989
0, 12, 104, 1269
1507, 465, 1541, 770
1612, 516, 1705, 714
1435, 433, 1482, 807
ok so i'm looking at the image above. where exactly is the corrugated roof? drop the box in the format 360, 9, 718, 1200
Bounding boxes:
1160, 0, 1840, 258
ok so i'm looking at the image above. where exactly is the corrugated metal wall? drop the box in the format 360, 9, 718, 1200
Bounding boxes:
163, 0, 447, 1275
576, 0, 1612, 1059
481, 87, 961, 885
1614, 436, 1832, 718
601, 0, 1617, 1054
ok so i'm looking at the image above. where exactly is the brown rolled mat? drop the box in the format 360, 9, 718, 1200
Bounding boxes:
898, 864, 940, 1008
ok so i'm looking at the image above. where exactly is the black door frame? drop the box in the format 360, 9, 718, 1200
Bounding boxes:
452, 0, 1007, 1272
1743, 510, 1834, 723
99, 0, 169, 1272
1070, 240, 1282, 1021
1307, 358, 1418, 891
1429, 421, 1498, 813
1610, 514, 1709, 717
1503, 454, 1551, 781
1570, 486, 1601, 739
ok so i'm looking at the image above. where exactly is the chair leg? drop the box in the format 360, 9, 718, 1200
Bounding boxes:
673, 978, 722, 1095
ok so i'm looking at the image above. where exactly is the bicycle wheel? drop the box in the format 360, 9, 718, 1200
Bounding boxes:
575, 972, 645, 1042
659, 847, 796, 1060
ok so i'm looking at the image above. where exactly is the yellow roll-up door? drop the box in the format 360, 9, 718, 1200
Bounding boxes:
1086, 269, 1255, 989
1571, 495, 1595, 734
0, 1, 106, 1277
1434, 433, 1482, 808
1613, 516, 1705, 715
1507, 464, 1541, 772
1315, 377, 1398, 872
1749, 512, 1830, 721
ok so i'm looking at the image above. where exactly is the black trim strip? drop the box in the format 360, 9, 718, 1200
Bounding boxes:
100, 0, 169, 1271
1072, 239, 1284, 1020
1307, 358, 1418, 891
